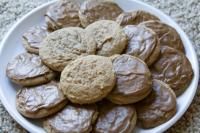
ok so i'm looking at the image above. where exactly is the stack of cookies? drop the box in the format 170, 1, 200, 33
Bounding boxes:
6, 0, 194, 132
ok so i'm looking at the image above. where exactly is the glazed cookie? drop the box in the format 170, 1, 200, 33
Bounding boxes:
107, 55, 152, 104
123, 25, 160, 66
22, 25, 49, 54
136, 79, 177, 128
79, 0, 123, 27
43, 104, 98, 133
45, 0, 81, 30
60, 55, 116, 104
39, 27, 96, 72
94, 101, 137, 133
150, 46, 193, 96
116, 10, 160, 27
16, 81, 67, 118
139, 20, 185, 52
6, 53, 55, 86
85, 20, 128, 56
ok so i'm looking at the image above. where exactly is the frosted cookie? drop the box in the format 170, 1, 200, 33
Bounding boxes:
150, 46, 193, 96
123, 25, 160, 66
22, 25, 49, 54
116, 10, 160, 26
85, 20, 128, 56
6, 53, 55, 86
43, 104, 98, 133
107, 55, 152, 104
39, 27, 96, 72
79, 0, 123, 27
16, 81, 67, 118
136, 79, 177, 128
60, 55, 116, 104
94, 101, 137, 133
139, 20, 185, 52
45, 0, 81, 30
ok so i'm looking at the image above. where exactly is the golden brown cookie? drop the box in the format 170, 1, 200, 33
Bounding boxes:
116, 10, 160, 26
136, 79, 177, 128
6, 53, 55, 86
60, 55, 116, 104
85, 20, 128, 56
16, 81, 67, 118
94, 101, 137, 133
79, 0, 123, 27
107, 55, 152, 104
139, 20, 185, 52
123, 25, 160, 66
39, 27, 96, 72
150, 46, 193, 96
43, 104, 98, 133
45, 0, 81, 30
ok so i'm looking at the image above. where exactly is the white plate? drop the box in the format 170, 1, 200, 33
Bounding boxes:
0, 0, 199, 133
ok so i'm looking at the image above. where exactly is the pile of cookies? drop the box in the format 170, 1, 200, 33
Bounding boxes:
6, 0, 194, 132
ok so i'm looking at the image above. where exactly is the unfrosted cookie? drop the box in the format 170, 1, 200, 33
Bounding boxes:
45, 0, 81, 30
123, 25, 160, 66
107, 55, 152, 104
116, 10, 160, 26
79, 0, 123, 27
39, 27, 96, 72
85, 20, 128, 56
22, 25, 49, 54
60, 55, 116, 104
151, 46, 193, 96
136, 79, 177, 128
43, 104, 98, 133
6, 53, 55, 86
139, 20, 185, 52
16, 81, 67, 118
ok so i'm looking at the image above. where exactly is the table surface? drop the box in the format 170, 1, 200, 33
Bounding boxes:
0, 0, 200, 132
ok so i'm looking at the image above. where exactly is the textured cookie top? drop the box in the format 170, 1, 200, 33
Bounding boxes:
60, 55, 116, 104
39, 27, 96, 71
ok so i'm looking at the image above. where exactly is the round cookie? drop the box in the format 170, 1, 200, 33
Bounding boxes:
22, 25, 49, 54
43, 104, 98, 133
16, 81, 67, 118
136, 79, 177, 128
60, 55, 116, 104
39, 27, 96, 72
123, 25, 160, 66
94, 101, 137, 133
79, 0, 123, 27
139, 20, 185, 52
6, 53, 55, 86
150, 46, 193, 96
116, 10, 160, 27
107, 55, 152, 104
85, 20, 128, 56
45, 0, 81, 30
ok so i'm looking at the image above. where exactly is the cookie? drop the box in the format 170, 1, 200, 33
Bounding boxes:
39, 27, 96, 72
60, 55, 116, 104
123, 25, 160, 66
85, 20, 128, 56
16, 81, 67, 118
6, 53, 55, 86
45, 0, 81, 31
43, 104, 98, 133
79, 0, 123, 27
136, 79, 177, 128
22, 25, 49, 54
116, 10, 160, 27
139, 20, 185, 52
150, 46, 193, 96
107, 55, 152, 104
94, 101, 137, 133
